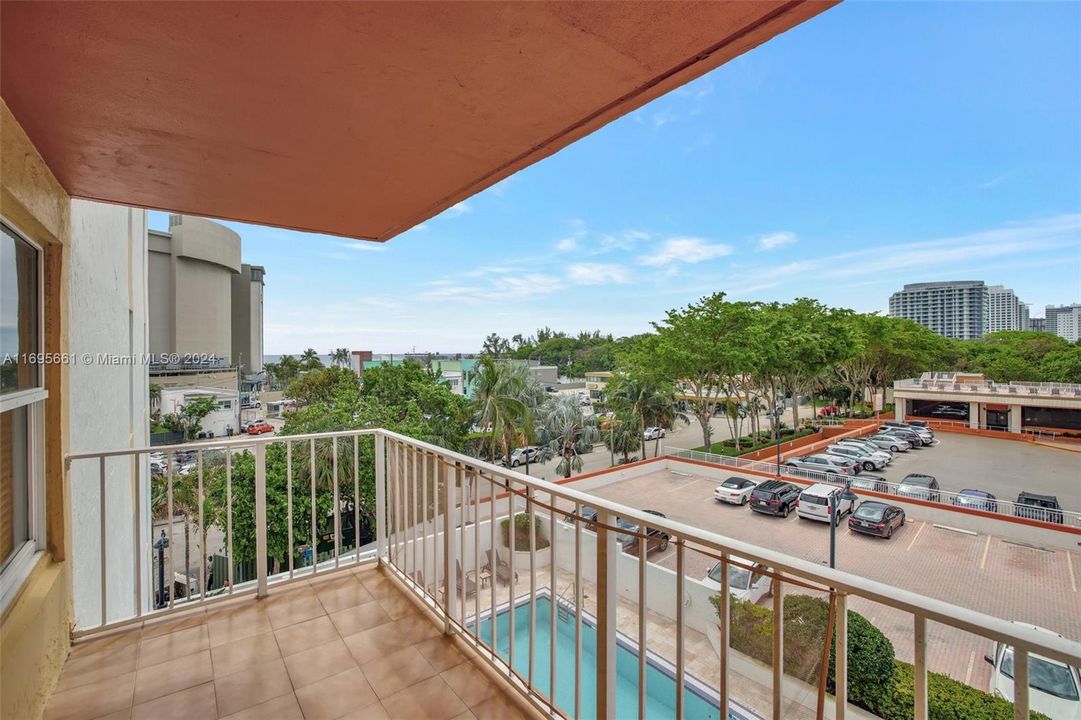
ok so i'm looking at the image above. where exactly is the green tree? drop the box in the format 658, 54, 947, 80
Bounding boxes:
602, 412, 641, 464
299, 348, 324, 371
536, 394, 600, 478
286, 366, 360, 407
481, 333, 511, 358
330, 347, 351, 368
469, 356, 538, 467
162, 396, 219, 439
625, 293, 758, 450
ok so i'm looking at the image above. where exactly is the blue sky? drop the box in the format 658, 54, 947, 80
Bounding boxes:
149, 1, 1081, 355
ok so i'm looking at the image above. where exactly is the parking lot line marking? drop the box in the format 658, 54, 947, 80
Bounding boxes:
979, 535, 992, 570
666, 478, 701, 493
1068, 552, 1077, 593
964, 651, 975, 686
905, 521, 926, 551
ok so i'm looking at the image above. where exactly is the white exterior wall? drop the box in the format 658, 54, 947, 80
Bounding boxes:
159, 387, 240, 437
67, 201, 150, 627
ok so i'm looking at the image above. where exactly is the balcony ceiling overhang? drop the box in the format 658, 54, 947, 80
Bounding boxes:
1, 1, 835, 241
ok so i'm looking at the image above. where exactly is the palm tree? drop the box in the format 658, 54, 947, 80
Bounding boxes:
536, 394, 600, 478
330, 348, 350, 368
469, 356, 538, 467
299, 348, 324, 371
603, 412, 641, 464
607, 375, 684, 458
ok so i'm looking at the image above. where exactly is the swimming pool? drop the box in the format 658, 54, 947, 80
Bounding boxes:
471, 594, 753, 720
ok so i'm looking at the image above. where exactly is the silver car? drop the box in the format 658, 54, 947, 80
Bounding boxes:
785, 453, 859, 475
867, 433, 911, 452
825, 444, 887, 471
836, 438, 894, 463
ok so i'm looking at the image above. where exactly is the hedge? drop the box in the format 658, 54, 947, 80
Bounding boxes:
709, 594, 1047, 720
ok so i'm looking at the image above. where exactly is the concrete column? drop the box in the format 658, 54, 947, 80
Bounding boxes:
969, 402, 980, 430
1008, 405, 1022, 434
894, 401, 905, 422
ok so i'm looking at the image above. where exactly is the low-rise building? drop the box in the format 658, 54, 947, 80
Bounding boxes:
158, 386, 241, 438
585, 371, 612, 401
894, 371, 1081, 436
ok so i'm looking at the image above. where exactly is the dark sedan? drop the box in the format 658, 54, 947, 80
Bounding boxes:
952, 489, 998, 512
617, 510, 671, 555
848, 501, 906, 539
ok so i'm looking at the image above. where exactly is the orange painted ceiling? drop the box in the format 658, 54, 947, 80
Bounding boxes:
1, 1, 835, 240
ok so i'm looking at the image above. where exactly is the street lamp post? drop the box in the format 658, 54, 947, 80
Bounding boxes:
829, 492, 837, 569
767, 405, 785, 477
154, 529, 169, 609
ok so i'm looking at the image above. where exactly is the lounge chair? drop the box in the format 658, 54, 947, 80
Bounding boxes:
456, 560, 477, 597
483, 548, 518, 585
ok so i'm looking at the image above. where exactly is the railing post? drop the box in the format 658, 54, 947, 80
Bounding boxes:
443, 457, 456, 635
914, 615, 928, 720
375, 432, 387, 562
1013, 648, 1029, 720
255, 442, 268, 598
596, 508, 617, 720
772, 578, 784, 720
835, 592, 848, 720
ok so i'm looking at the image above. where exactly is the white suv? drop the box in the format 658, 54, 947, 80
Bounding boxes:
797, 483, 856, 524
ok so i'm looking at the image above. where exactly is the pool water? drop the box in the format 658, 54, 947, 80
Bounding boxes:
472, 596, 738, 720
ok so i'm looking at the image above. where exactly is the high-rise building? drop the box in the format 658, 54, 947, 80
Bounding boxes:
986, 285, 1030, 333
1030, 317, 1047, 333
888, 281, 989, 340
1046, 304, 1081, 343
148, 215, 264, 371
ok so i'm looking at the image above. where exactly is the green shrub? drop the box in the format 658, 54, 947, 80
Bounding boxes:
500, 513, 550, 550
875, 660, 1050, 720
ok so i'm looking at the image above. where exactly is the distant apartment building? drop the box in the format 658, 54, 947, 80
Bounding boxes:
1029, 317, 1047, 333
1046, 303, 1081, 342
148, 215, 265, 373
986, 285, 1029, 333
888, 281, 989, 340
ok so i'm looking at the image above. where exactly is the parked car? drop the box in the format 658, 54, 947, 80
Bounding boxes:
836, 438, 894, 462
797, 483, 857, 524
1014, 492, 1065, 524
883, 421, 934, 443
929, 404, 967, 419
867, 433, 911, 452
617, 510, 670, 555
702, 556, 771, 603
848, 501, 906, 538
849, 474, 890, 494
714, 476, 757, 506
896, 473, 941, 502
952, 489, 999, 512
785, 454, 859, 475
510, 447, 541, 467
986, 623, 1080, 719
246, 420, 273, 435
880, 426, 926, 448
749, 480, 801, 518
580, 506, 599, 529
643, 426, 666, 441
826, 443, 889, 471
545, 385, 558, 393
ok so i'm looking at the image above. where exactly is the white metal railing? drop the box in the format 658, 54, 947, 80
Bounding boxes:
896, 377, 1081, 397
666, 446, 1081, 529
65, 428, 1081, 720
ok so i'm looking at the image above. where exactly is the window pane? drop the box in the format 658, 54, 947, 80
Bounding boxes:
1, 405, 30, 571
1, 223, 40, 393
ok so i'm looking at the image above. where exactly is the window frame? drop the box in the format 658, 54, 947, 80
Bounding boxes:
0, 217, 48, 613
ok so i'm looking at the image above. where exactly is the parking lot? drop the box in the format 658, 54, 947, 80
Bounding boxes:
577, 459, 1081, 690
864, 431, 1081, 512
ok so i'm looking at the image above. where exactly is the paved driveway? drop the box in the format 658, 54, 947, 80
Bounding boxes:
578, 465, 1080, 689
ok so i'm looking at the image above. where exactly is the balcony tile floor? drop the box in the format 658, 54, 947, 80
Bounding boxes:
44, 565, 528, 720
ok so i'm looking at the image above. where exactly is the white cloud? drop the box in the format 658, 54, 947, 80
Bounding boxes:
556, 236, 579, 252
441, 201, 472, 219
756, 231, 798, 252
640, 237, 734, 267
567, 263, 630, 285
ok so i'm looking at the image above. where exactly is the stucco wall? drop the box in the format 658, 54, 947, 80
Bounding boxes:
1, 99, 72, 720
67, 199, 150, 628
